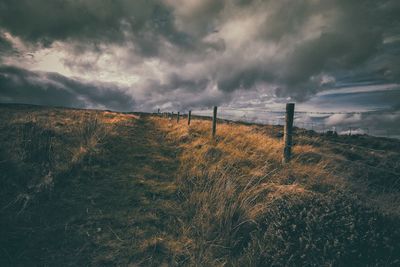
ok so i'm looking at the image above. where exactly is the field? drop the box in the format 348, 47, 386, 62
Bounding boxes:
1, 103, 400, 266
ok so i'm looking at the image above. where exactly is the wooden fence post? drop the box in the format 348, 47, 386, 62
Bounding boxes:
283, 103, 295, 164
188, 110, 192, 125
177, 112, 180, 123
212, 106, 217, 138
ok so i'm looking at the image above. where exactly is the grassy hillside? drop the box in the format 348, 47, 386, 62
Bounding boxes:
1, 103, 400, 266
152, 116, 400, 266
0, 104, 181, 266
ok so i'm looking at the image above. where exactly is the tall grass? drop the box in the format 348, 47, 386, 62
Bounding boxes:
152, 117, 400, 266
0, 106, 141, 266
1, 109, 115, 215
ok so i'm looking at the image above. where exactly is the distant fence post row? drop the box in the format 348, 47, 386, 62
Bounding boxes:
157, 103, 296, 163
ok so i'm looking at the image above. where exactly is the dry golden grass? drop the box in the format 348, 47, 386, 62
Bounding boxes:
153, 117, 344, 194
2, 105, 399, 266
151, 115, 400, 266
0, 105, 162, 266
0, 107, 135, 212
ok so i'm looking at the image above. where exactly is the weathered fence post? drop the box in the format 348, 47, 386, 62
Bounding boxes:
283, 103, 295, 164
188, 110, 192, 125
177, 112, 180, 123
212, 106, 217, 138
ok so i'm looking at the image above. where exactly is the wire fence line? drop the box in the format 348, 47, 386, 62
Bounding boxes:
156, 107, 399, 138
177, 106, 399, 139
156, 104, 400, 182
288, 119, 400, 180
280, 123, 399, 179
186, 106, 400, 115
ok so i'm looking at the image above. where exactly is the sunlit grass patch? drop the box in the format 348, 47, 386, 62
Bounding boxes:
151, 115, 400, 266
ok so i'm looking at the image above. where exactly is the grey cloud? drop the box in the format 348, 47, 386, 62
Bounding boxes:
260, 0, 318, 41
144, 75, 209, 94
130, 0, 400, 103
233, 0, 255, 7
217, 66, 273, 93
0, 0, 193, 56
0, 66, 135, 111
314, 88, 400, 111
164, 0, 225, 37
0, 32, 15, 61
165, 74, 210, 92
0, 0, 399, 108
213, 0, 400, 99
322, 112, 400, 137
0, 0, 128, 44
132, 74, 228, 111
0, 34, 11, 52
302, 87, 400, 137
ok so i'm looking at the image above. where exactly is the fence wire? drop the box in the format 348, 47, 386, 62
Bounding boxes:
182, 106, 400, 139
157, 107, 400, 183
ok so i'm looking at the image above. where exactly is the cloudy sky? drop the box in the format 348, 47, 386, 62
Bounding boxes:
0, 0, 399, 136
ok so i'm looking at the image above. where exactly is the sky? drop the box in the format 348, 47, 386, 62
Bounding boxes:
0, 0, 399, 137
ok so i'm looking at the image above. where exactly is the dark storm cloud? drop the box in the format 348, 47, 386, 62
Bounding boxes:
213, 0, 400, 99
217, 67, 272, 93
135, 75, 222, 111
0, 0, 399, 105
0, 32, 14, 60
163, 0, 225, 37
0, 0, 193, 56
0, 34, 11, 52
0, 66, 135, 111
163, 74, 210, 92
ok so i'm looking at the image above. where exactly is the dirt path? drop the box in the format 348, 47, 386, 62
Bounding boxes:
77, 115, 182, 265
3, 115, 183, 266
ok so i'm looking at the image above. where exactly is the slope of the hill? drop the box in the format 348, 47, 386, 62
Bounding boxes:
151, 115, 400, 266
0, 104, 183, 266
1, 103, 400, 266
